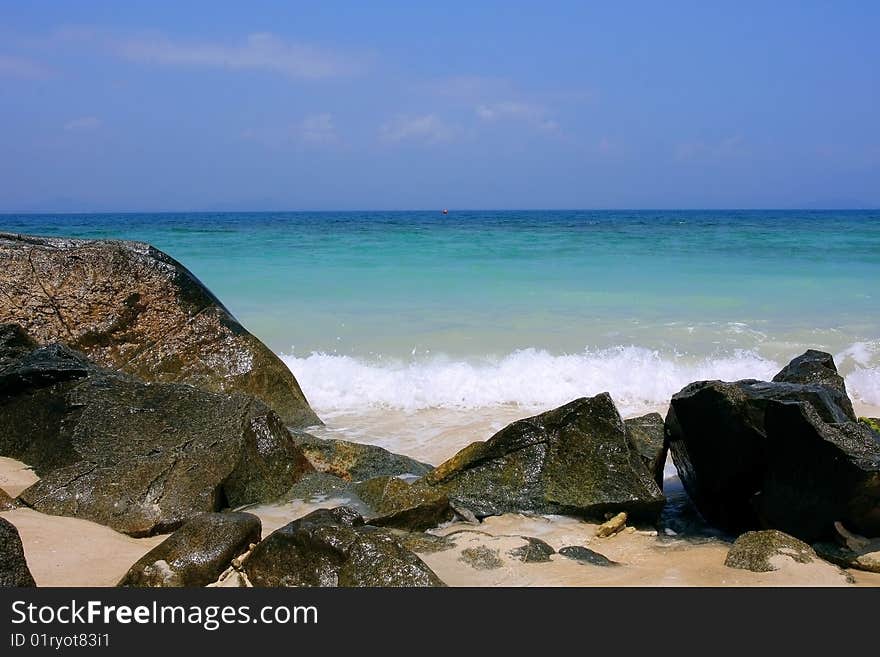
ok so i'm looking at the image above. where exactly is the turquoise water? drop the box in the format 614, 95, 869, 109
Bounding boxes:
3, 210, 879, 414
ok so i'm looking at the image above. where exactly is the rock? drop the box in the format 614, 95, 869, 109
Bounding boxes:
0, 488, 16, 511
119, 513, 262, 587
508, 537, 555, 563
291, 432, 433, 481
558, 545, 618, 567
385, 530, 456, 554
724, 530, 817, 572
772, 349, 855, 420
624, 412, 667, 487
281, 472, 358, 502
0, 233, 319, 427
355, 476, 454, 531
754, 402, 880, 541
860, 417, 880, 434
813, 543, 880, 574
459, 546, 503, 570
0, 517, 36, 586
244, 507, 444, 587
3, 339, 313, 536
665, 350, 873, 539
423, 394, 665, 521
596, 512, 628, 538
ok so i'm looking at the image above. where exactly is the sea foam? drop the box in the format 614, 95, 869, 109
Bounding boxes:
281, 345, 880, 415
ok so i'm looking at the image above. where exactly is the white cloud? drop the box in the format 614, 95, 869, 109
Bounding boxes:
476, 101, 560, 134
64, 116, 102, 131
0, 54, 51, 79
114, 32, 361, 79
300, 113, 337, 143
380, 114, 459, 144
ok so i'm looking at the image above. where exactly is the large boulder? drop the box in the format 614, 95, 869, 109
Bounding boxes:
0, 233, 319, 427
665, 350, 880, 540
422, 394, 665, 521
119, 512, 262, 587
2, 337, 314, 536
0, 517, 36, 587
291, 432, 432, 481
243, 506, 445, 587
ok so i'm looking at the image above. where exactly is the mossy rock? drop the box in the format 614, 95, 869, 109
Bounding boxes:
292, 432, 432, 481
422, 394, 665, 521
356, 476, 454, 531
508, 537, 555, 563
724, 530, 816, 572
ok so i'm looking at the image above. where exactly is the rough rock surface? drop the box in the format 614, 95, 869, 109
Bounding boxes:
119, 513, 262, 587
813, 543, 880, 574
292, 432, 432, 481
423, 394, 665, 520
624, 412, 667, 487
665, 350, 878, 540
2, 337, 313, 536
244, 507, 444, 587
558, 545, 618, 567
0, 489, 16, 511
724, 530, 817, 572
0, 233, 319, 427
0, 517, 36, 587
459, 546, 503, 570
355, 476, 454, 531
508, 537, 555, 563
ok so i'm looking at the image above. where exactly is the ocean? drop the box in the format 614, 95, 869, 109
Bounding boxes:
4, 210, 878, 462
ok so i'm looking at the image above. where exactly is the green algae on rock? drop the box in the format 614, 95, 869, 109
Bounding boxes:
724, 530, 817, 572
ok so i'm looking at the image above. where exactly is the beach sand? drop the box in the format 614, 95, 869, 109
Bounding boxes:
4, 448, 879, 588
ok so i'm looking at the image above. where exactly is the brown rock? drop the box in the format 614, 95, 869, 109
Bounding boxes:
0, 233, 319, 427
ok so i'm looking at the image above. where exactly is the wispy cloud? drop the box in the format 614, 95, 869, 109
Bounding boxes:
475, 101, 560, 133
300, 113, 337, 143
0, 54, 52, 79
114, 32, 361, 79
379, 114, 459, 144
64, 116, 102, 131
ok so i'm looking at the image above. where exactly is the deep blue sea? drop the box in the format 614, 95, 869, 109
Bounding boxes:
3, 210, 878, 434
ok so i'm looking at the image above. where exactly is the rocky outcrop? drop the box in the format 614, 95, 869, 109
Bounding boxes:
292, 432, 432, 481
422, 394, 665, 521
624, 412, 667, 487
665, 350, 878, 541
0, 517, 36, 587
354, 476, 454, 531
0, 233, 319, 427
2, 335, 314, 536
724, 530, 817, 572
119, 513, 262, 587
244, 507, 445, 587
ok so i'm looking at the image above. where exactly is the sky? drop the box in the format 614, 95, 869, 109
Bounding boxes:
0, 1, 878, 211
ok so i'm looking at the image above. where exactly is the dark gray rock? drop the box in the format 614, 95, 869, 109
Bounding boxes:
624, 412, 667, 488
423, 394, 665, 521
119, 512, 262, 587
665, 350, 874, 539
0, 517, 36, 587
291, 432, 433, 481
772, 349, 855, 420
558, 545, 618, 567
244, 507, 444, 587
0, 233, 319, 427
724, 530, 816, 572
2, 337, 314, 536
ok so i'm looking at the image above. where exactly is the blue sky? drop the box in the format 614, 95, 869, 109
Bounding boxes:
1, 1, 878, 211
